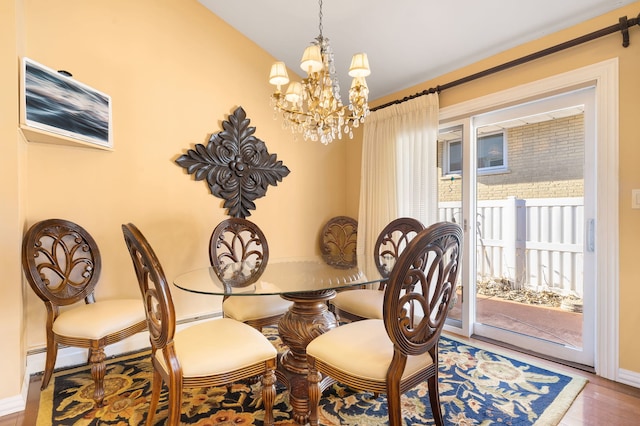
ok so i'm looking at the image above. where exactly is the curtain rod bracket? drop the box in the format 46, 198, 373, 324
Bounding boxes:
620, 16, 630, 47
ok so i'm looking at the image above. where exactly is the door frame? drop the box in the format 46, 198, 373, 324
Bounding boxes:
440, 58, 619, 379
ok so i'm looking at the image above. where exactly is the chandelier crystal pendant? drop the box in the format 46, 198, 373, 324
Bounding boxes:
268, 0, 371, 144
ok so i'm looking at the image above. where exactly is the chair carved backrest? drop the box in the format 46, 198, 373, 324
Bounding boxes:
22, 218, 102, 309
374, 217, 425, 290
122, 223, 175, 355
209, 218, 269, 288
383, 222, 463, 359
320, 216, 358, 268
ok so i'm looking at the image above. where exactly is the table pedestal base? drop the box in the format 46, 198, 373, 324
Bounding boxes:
276, 290, 338, 425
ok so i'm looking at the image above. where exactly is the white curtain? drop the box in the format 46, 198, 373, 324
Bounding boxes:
357, 93, 440, 258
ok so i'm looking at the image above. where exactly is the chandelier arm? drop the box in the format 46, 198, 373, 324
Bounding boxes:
272, 101, 346, 123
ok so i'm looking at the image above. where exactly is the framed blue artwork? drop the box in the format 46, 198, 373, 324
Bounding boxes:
20, 57, 112, 150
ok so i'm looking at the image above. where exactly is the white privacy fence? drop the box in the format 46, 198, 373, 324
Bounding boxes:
438, 197, 584, 296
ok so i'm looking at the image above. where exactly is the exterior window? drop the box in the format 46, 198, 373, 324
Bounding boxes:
445, 132, 506, 175
446, 140, 462, 174
477, 132, 505, 170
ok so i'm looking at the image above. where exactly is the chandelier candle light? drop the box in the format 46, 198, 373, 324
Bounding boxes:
269, 0, 371, 144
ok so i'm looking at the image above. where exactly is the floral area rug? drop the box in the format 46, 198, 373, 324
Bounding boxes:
37, 326, 586, 425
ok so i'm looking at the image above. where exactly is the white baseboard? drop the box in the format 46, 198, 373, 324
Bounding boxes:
618, 368, 640, 389
0, 394, 26, 417
0, 313, 223, 418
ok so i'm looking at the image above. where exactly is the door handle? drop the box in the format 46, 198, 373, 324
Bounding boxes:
587, 219, 595, 252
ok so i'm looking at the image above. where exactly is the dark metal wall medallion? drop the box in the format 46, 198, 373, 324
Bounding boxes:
175, 106, 290, 218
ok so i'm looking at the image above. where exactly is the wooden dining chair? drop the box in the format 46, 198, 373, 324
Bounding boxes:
122, 223, 277, 426
307, 221, 463, 426
209, 218, 292, 331
21, 218, 147, 406
319, 216, 358, 268
331, 217, 425, 322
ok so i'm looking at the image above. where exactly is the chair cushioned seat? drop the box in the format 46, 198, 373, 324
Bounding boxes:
307, 319, 433, 382
331, 289, 384, 319
156, 318, 278, 377
223, 295, 293, 322
52, 299, 145, 339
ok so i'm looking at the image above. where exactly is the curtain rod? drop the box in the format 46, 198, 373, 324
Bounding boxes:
371, 13, 640, 112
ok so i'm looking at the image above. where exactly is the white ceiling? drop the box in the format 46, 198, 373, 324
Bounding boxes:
199, 0, 634, 102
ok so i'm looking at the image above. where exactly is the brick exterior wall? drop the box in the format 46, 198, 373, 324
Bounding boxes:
438, 114, 584, 202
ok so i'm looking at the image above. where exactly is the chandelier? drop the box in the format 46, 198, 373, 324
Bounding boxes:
268, 0, 371, 144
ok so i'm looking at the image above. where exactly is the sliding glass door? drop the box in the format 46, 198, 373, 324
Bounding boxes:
440, 87, 596, 367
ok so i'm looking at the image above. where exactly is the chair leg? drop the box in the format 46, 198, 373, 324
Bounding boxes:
166, 370, 183, 426
88, 346, 106, 406
146, 369, 163, 426
386, 379, 402, 426
261, 367, 277, 426
245, 318, 263, 332
307, 362, 322, 426
428, 374, 444, 426
40, 338, 58, 390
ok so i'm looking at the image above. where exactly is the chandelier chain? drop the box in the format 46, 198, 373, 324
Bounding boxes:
318, 0, 323, 39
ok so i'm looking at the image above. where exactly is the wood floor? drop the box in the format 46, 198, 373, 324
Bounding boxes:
2, 336, 639, 426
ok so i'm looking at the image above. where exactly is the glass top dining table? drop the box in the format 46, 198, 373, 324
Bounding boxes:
173, 256, 385, 297
173, 256, 386, 425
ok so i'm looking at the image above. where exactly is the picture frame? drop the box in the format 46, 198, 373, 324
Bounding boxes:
20, 57, 113, 150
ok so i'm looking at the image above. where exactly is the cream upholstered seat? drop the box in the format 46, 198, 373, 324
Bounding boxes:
122, 223, 277, 426
331, 289, 385, 320
210, 218, 292, 330
331, 217, 424, 322
307, 319, 434, 382
307, 222, 463, 426
21, 219, 147, 406
51, 300, 144, 339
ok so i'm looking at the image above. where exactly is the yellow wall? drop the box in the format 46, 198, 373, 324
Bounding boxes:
0, 0, 352, 401
0, 0, 25, 402
364, 2, 640, 374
